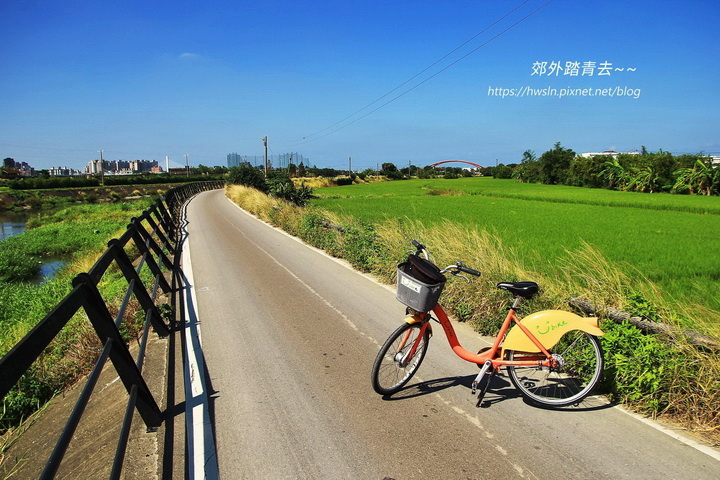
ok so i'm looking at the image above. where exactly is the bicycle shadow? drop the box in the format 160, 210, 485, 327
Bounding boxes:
381, 373, 521, 406
382, 373, 615, 412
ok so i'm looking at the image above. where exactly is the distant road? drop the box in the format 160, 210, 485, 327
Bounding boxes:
182, 189, 719, 479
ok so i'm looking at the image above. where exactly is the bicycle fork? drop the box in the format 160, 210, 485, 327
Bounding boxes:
471, 360, 496, 407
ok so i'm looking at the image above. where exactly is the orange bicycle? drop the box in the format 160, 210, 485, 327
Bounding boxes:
371, 240, 605, 407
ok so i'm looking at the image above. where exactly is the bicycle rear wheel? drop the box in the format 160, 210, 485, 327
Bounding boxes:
506, 331, 603, 407
371, 322, 430, 395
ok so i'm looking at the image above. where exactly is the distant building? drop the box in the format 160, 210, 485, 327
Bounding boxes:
580, 150, 640, 159
227, 152, 309, 168
85, 159, 160, 175
3, 158, 34, 176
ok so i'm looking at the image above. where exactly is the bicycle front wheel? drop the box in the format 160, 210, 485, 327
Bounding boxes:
371, 322, 430, 395
506, 331, 603, 407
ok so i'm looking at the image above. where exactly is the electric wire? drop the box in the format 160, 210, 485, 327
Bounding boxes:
300, 0, 535, 141
296, 0, 557, 144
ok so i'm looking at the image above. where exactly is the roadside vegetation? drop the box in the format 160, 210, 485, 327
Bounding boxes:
499, 144, 719, 196
225, 180, 720, 442
0, 199, 156, 434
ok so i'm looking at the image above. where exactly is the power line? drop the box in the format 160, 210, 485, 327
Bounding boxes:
301, 0, 535, 141
297, 0, 556, 144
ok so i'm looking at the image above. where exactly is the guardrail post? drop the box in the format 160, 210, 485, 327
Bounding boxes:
129, 220, 173, 295
156, 199, 177, 244
144, 205, 176, 256
72, 273, 164, 429
107, 240, 170, 337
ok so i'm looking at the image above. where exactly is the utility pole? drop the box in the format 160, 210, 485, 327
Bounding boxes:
262, 136, 268, 177
185, 154, 189, 176
97, 150, 104, 186
349, 156, 352, 174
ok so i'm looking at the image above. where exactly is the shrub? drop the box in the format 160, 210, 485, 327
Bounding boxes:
227, 165, 268, 192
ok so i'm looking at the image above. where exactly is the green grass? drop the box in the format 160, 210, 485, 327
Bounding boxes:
0, 199, 155, 432
313, 178, 720, 313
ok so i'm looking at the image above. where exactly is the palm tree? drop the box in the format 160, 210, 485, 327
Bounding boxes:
600, 158, 631, 190
673, 158, 716, 195
630, 165, 661, 193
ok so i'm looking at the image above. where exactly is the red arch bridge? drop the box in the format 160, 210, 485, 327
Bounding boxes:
427, 160, 485, 169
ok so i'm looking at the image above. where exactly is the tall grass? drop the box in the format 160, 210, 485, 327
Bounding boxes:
313, 178, 720, 316
226, 184, 720, 442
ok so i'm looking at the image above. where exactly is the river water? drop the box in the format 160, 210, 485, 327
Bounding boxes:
0, 210, 66, 282
0, 211, 28, 241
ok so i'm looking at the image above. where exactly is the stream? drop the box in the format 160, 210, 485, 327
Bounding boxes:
0, 210, 67, 283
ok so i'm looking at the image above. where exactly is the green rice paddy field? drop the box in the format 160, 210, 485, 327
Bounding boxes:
312, 177, 720, 313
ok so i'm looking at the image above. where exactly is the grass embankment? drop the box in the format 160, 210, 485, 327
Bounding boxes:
0, 200, 157, 433
226, 182, 720, 442
0, 184, 172, 211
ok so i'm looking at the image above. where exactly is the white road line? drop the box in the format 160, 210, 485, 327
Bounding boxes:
180, 201, 219, 480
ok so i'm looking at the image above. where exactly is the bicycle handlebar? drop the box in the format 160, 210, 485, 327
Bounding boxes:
456, 264, 481, 277
440, 262, 481, 277
410, 240, 481, 277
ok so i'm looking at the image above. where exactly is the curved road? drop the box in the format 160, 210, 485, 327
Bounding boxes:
181, 189, 718, 479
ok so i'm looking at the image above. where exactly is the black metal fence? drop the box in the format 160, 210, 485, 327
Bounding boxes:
0, 180, 223, 479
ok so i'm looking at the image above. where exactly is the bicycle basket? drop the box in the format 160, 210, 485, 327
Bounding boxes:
396, 255, 446, 312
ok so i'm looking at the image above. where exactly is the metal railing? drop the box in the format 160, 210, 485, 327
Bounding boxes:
0, 180, 224, 479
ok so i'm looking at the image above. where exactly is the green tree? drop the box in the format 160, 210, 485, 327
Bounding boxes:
227, 165, 268, 192
521, 150, 536, 163
673, 158, 716, 195
568, 155, 606, 188
600, 157, 632, 190
381, 162, 404, 180
538, 142, 575, 184
492, 164, 513, 179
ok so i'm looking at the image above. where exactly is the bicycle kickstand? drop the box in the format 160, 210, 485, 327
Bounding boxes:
471, 360, 496, 407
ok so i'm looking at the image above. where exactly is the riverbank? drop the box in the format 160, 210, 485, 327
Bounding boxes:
0, 199, 155, 433
0, 184, 172, 211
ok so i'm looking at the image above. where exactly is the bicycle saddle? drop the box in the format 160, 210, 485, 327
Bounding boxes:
496, 281, 539, 299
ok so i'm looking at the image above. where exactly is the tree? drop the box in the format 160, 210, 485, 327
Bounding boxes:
629, 165, 661, 193
538, 142, 575, 184
195, 164, 212, 175
600, 157, 631, 190
381, 162, 404, 180
568, 155, 606, 188
297, 162, 307, 177
521, 150, 536, 164
673, 158, 716, 195
227, 165, 267, 192
492, 164, 513, 179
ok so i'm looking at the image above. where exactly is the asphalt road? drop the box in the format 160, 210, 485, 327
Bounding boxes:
181, 189, 719, 479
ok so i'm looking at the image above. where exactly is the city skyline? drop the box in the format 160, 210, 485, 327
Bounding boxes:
1, 1, 718, 172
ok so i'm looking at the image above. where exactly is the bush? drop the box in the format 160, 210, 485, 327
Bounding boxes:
267, 173, 314, 206
334, 177, 354, 186
227, 166, 268, 192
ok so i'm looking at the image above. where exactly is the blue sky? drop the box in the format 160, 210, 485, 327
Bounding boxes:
1, 0, 718, 171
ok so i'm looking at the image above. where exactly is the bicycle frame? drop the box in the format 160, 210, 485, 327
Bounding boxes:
404, 299, 554, 371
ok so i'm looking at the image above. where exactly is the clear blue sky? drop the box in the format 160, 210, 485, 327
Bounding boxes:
1, 0, 718, 171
